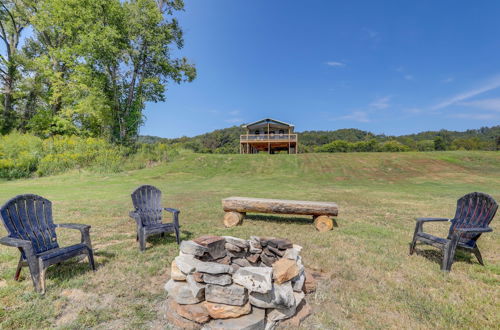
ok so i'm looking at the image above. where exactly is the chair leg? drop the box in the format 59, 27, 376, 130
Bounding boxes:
38, 259, 46, 294
442, 237, 459, 272
87, 249, 96, 271
472, 246, 484, 266
139, 231, 146, 251
409, 222, 421, 255
14, 255, 23, 281
175, 226, 180, 245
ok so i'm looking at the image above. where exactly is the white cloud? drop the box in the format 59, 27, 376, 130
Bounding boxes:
404, 74, 414, 81
432, 75, 500, 110
370, 96, 391, 110
405, 108, 422, 114
449, 113, 500, 120
442, 77, 454, 83
326, 61, 345, 67
362, 28, 379, 40
228, 110, 240, 115
339, 111, 370, 123
225, 118, 243, 124
459, 98, 500, 112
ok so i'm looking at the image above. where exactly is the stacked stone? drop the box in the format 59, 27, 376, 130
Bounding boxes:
164, 235, 315, 330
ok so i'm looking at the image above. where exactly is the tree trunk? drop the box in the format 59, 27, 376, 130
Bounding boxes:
223, 212, 245, 228
313, 215, 334, 232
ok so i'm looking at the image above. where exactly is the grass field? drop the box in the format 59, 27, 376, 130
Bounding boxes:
0, 151, 499, 329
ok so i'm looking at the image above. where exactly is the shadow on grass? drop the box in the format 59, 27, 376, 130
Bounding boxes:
147, 230, 194, 246
245, 214, 313, 225
414, 246, 477, 266
46, 250, 116, 281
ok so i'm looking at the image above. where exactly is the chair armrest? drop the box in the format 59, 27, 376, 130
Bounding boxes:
55, 223, 92, 246
455, 226, 493, 233
164, 208, 180, 228
416, 217, 450, 222
0, 236, 32, 249
56, 223, 91, 231
164, 208, 180, 215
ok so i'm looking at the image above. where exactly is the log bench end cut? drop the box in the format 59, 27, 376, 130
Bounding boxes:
222, 197, 339, 231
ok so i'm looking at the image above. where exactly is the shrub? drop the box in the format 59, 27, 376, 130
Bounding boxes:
416, 140, 435, 151
378, 140, 410, 152
0, 133, 175, 179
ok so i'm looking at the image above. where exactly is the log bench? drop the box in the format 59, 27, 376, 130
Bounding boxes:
222, 196, 339, 231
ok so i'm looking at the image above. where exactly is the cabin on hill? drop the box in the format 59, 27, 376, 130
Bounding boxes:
240, 118, 298, 154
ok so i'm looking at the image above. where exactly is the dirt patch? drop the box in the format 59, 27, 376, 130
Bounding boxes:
56, 289, 115, 327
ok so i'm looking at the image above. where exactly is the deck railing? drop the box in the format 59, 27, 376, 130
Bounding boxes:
240, 134, 298, 142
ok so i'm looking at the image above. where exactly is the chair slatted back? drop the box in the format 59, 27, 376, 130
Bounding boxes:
0, 194, 59, 254
448, 192, 498, 247
131, 185, 163, 226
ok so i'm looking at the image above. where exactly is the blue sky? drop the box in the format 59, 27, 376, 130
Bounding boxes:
143, 0, 500, 138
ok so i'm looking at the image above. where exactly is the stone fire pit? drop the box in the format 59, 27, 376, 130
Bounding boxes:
164, 235, 316, 329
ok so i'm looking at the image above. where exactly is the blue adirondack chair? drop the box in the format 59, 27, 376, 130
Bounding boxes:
129, 185, 180, 251
0, 194, 95, 293
410, 192, 498, 271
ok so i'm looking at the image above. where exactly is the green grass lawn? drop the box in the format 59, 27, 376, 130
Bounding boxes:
0, 151, 499, 329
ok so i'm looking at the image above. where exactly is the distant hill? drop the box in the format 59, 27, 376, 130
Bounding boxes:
138, 125, 500, 153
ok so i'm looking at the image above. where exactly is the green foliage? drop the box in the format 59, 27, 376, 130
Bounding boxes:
0, 132, 42, 179
0, 132, 177, 179
1, 0, 195, 144
315, 139, 409, 153
142, 125, 500, 154
416, 140, 435, 151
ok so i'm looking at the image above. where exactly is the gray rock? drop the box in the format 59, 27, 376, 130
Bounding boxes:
265, 320, 278, 330
164, 279, 203, 305
249, 240, 262, 254
202, 306, 265, 330
267, 245, 285, 257
227, 250, 247, 259
186, 274, 205, 299
232, 258, 252, 267
180, 240, 208, 256
225, 242, 242, 252
197, 261, 232, 274
203, 273, 232, 286
223, 236, 249, 249
260, 253, 277, 267
205, 284, 248, 306
174, 255, 198, 274
249, 281, 295, 309
266, 291, 305, 322
233, 267, 272, 294
283, 245, 301, 260
292, 271, 305, 292
194, 235, 227, 259
267, 238, 292, 250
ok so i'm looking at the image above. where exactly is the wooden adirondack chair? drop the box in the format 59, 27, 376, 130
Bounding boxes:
0, 194, 95, 293
410, 192, 498, 271
129, 185, 180, 251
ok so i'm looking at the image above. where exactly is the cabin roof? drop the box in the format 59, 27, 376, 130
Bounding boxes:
243, 118, 294, 129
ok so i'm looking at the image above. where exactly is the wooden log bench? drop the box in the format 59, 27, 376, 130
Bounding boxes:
222, 196, 339, 231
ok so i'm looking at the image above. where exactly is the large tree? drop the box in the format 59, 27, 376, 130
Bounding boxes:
12, 0, 195, 143
0, 0, 30, 133
102, 0, 196, 144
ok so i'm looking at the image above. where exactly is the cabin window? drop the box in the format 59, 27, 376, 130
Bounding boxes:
255, 130, 260, 135
279, 129, 284, 134
270, 131, 275, 135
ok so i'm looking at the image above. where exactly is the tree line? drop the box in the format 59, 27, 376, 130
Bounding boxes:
0, 0, 195, 145
139, 126, 500, 153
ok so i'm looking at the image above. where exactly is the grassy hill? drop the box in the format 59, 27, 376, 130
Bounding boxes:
0, 151, 499, 328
